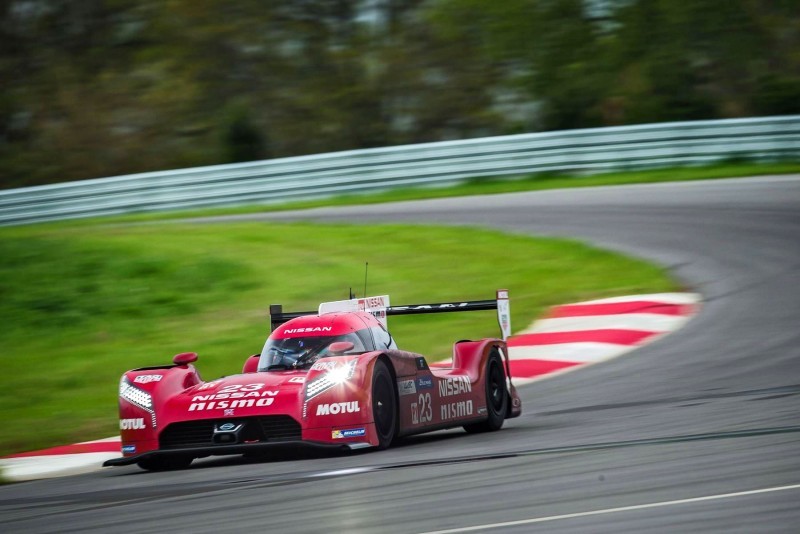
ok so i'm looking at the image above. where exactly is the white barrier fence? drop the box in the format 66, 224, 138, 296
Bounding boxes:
1, 115, 798, 225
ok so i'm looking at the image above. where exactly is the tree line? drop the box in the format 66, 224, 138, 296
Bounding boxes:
2, 0, 798, 189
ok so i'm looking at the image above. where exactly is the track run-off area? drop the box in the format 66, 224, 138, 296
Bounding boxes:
1, 175, 799, 533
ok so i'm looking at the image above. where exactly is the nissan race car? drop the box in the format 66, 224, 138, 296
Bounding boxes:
104, 290, 522, 471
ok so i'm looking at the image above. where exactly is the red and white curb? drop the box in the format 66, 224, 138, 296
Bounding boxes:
507, 293, 700, 384
1, 437, 121, 481
0, 293, 699, 482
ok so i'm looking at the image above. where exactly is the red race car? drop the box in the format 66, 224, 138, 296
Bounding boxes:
104, 290, 521, 470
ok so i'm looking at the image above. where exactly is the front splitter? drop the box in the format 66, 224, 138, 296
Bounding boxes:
103, 439, 370, 467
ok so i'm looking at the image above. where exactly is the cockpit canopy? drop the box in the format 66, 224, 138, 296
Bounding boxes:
258, 332, 366, 371
257, 312, 396, 372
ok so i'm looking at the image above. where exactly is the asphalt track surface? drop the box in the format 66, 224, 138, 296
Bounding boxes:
2, 176, 799, 533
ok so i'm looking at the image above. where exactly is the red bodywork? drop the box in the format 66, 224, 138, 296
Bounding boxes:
107, 298, 522, 468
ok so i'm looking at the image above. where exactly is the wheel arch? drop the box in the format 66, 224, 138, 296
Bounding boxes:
370, 353, 400, 448
372, 353, 399, 421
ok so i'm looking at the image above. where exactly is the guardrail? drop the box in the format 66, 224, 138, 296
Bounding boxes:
1, 115, 798, 225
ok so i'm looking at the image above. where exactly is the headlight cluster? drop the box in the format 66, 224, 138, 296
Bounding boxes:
119, 377, 157, 427
120, 379, 153, 409
305, 359, 357, 401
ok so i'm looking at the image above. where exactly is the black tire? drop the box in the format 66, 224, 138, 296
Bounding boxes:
464, 351, 508, 433
137, 454, 193, 471
371, 359, 398, 449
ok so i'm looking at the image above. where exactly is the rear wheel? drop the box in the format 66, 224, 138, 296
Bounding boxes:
464, 350, 508, 433
372, 359, 398, 449
137, 454, 193, 471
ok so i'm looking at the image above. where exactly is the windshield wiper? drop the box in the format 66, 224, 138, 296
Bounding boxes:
266, 364, 290, 371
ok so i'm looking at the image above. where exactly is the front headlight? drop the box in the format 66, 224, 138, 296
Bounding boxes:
305, 359, 357, 401
120, 378, 153, 409
119, 377, 157, 427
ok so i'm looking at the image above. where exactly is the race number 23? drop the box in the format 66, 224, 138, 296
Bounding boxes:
218, 384, 264, 394
411, 393, 432, 425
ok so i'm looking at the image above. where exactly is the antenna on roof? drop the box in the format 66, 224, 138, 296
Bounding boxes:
363, 262, 369, 297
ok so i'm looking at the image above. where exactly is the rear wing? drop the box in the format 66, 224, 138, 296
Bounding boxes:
269, 289, 511, 340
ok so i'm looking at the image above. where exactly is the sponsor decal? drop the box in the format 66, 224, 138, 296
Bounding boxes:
441, 400, 474, 420
499, 312, 510, 338
198, 379, 224, 391
133, 374, 163, 384
122, 445, 136, 454
398, 379, 416, 396
192, 384, 274, 400
416, 357, 429, 371
319, 296, 390, 327
191, 390, 277, 401
477, 406, 488, 415
213, 422, 244, 437
283, 326, 333, 334
497, 289, 511, 340
188, 385, 277, 411
358, 296, 388, 310
415, 376, 433, 390
311, 360, 338, 372
120, 418, 145, 430
289, 376, 306, 383
391, 303, 470, 312
224, 409, 235, 416
358, 296, 388, 322
438, 376, 472, 397
332, 428, 366, 439
316, 401, 360, 415
189, 398, 274, 411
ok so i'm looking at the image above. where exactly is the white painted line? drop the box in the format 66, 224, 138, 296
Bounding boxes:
509, 342, 633, 363
419, 483, 800, 533
309, 467, 375, 477
0, 452, 121, 481
77, 436, 121, 444
522, 313, 690, 334
573, 293, 700, 305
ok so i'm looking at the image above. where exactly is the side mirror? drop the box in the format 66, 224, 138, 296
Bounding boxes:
173, 352, 198, 365
243, 354, 259, 373
328, 341, 354, 356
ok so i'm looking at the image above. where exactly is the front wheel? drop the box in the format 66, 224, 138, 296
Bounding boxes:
464, 350, 508, 433
371, 359, 398, 449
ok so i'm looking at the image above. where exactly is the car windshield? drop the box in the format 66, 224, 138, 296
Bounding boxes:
257, 333, 366, 371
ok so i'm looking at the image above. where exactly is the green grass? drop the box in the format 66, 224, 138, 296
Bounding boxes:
0, 221, 680, 456
79, 160, 800, 225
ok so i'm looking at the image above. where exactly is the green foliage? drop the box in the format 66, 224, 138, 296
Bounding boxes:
0, 221, 678, 454
753, 75, 800, 115
222, 103, 269, 163
1, 0, 798, 188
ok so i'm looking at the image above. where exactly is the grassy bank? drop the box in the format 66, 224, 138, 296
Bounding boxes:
0, 221, 679, 455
